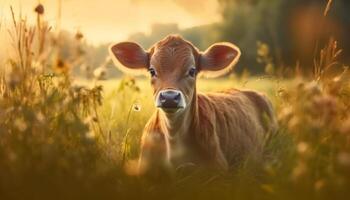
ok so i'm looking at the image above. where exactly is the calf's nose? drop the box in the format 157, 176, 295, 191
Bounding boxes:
157, 89, 182, 109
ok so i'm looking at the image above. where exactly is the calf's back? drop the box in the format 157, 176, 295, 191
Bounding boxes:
196, 89, 277, 165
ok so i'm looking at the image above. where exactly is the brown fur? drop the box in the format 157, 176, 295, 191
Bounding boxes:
110, 35, 277, 174
139, 89, 277, 173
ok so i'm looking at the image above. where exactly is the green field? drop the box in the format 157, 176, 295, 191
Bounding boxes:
1, 2, 350, 199
90, 76, 281, 160
2, 65, 350, 199
97, 77, 278, 150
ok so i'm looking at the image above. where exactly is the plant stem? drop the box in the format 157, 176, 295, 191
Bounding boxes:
122, 103, 134, 165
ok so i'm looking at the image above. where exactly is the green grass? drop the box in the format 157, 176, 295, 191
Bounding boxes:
89, 76, 281, 159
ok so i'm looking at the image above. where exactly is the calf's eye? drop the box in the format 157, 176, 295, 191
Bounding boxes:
188, 67, 197, 77
148, 67, 157, 77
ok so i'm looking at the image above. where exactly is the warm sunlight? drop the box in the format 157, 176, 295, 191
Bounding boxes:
1, 0, 350, 199
0, 0, 220, 44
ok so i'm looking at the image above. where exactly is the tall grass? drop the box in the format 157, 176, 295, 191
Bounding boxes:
0, 2, 350, 200
0, 6, 117, 199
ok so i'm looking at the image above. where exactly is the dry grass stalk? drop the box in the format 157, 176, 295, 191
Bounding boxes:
324, 0, 333, 16
313, 38, 342, 82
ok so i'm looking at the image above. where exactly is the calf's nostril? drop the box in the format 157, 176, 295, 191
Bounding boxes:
159, 93, 166, 103
174, 93, 181, 101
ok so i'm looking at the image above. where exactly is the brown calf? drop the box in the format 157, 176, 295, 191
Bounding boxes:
110, 35, 277, 174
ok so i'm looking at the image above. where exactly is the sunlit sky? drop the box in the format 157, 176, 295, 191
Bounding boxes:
0, 0, 220, 45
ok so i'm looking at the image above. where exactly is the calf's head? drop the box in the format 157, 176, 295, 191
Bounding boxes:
110, 35, 240, 113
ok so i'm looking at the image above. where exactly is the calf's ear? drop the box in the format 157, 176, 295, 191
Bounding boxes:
109, 42, 149, 74
199, 42, 241, 77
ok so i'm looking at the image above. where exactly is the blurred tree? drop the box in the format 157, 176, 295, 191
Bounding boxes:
122, 0, 350, 75
218, 0, 350, 74
56, 31, 119, 78
129, 24, 180, 49
218, 0, 284, 73
128, 23, 220, 50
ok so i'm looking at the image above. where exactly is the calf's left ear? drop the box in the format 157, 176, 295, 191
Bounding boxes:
199, 42, 241, 77
109, 42, 149, 75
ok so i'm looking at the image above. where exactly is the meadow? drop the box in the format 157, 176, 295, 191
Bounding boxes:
1, 2, 350, 200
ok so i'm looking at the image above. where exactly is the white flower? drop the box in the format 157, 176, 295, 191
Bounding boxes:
93, 66, 107, 80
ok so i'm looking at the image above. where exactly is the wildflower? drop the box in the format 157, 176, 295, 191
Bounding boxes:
54, 58, 69, 74
75, 31, 84, 40
34, 4, 44, 15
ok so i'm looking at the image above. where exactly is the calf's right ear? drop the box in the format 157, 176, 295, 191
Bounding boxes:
109, 42, 149, 74
199, 42, 241, 78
